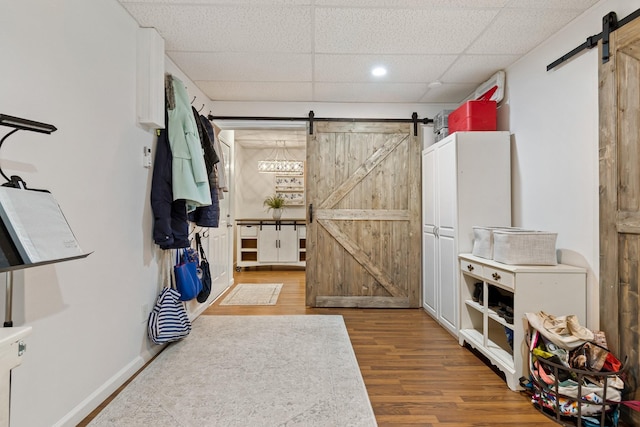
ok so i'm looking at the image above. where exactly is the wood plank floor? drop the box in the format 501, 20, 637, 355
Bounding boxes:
81, 268, 561, 426
212, 269, 558, 427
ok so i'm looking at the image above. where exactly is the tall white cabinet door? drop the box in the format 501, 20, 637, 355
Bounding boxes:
436, 138, 456, 231
258, 225, 279, 262
422, 231, 437, 317
438, 234, 457, 333
422, 148, 436, 228
422, 148, 437, 314
435, 138, 456, 335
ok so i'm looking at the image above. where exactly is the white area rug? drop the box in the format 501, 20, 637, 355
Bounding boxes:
219, 283, 283, 305
88, 315, 377, 427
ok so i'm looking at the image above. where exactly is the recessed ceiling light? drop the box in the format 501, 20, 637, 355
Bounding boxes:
428, 80, 442, 88
371, 66, 387, 77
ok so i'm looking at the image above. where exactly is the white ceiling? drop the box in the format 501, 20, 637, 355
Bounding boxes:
118, 0, 599, 146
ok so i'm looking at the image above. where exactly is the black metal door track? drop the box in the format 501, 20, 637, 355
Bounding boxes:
548, 8, 640, 71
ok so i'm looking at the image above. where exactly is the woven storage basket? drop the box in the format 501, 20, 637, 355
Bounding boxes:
472, 226, 523, 259
493, 230, 557, 265
433, 109, 453, 133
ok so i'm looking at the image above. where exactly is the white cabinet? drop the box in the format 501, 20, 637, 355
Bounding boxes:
422, 131, 511, 336
236, 220, 306, 270
258, 224, 298, 263
0, 326, 30, 427
458, 253, 587, 391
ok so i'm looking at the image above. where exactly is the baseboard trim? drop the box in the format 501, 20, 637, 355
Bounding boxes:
53, 280, 234, 426
53, 347, 161, 427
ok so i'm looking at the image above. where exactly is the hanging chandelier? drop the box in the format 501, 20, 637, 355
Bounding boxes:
257, 140, 304, 174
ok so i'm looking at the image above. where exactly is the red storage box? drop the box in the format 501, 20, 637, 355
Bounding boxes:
448, 100, 497, 134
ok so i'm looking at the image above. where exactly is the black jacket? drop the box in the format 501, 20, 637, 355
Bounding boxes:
188, 115, 221, 228
150, 120, 189, 249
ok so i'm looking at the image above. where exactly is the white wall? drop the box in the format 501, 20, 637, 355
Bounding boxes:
1, 1, 219, 426
503, 0, 640, 330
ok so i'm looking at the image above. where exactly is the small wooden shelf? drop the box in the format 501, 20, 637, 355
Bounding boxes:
241, 238, 257, 249
241, 252, 258, 262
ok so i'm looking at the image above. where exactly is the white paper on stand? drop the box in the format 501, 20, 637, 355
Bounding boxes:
0, 187, 83, 264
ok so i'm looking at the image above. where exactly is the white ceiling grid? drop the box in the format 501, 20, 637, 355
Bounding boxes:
119, 0, 599, 104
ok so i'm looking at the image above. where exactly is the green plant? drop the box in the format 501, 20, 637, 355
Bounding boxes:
263, 194, 286, 211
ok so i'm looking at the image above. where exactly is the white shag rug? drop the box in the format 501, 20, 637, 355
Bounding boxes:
88, 315, 377, 427
219, 283, 283, 305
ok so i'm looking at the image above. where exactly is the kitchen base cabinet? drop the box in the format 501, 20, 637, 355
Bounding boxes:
458, 253, 587, 391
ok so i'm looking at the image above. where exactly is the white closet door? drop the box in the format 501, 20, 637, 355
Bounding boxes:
422, 148, 436, 229
438, 234, 457, 333
422, 230, 437, 317
436, 139, 456, 231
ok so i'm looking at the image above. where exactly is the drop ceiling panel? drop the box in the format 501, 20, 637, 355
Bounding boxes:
467, 7, 587, 54
168, 52, 312, 82
505, 0, 599, 9
124, 0, 312, 4
314, 82, 428, 103
197, 81, 313, 102
419, 83, 478, 103
314, 8, 500, 54
442, 54, 520, 83
315, 0, 510, 7
314, 54, 458, 83
120, 3, 312, 52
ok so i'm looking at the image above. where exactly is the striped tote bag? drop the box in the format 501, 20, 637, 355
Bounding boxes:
148, 250, 192, 344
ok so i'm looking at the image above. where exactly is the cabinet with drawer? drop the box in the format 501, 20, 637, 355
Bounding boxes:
458, 253, 587, 391
236, 220, 306, 271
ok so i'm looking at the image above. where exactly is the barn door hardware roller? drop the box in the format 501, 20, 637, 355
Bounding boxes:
548, 8, 640, 71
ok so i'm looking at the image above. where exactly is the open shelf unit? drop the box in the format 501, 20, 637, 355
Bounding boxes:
458, 253, 587, 391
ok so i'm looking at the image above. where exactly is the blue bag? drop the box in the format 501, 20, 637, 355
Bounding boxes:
174, 248, 202, 301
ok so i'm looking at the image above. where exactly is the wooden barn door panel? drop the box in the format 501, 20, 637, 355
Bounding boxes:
599, 15, 640, 423
305, 122, 420, 308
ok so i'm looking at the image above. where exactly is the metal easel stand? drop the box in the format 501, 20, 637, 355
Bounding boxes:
4, 273, 12, 328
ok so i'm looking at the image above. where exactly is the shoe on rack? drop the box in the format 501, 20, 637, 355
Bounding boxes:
498, 301, 514, 315
472, 282, 482, 303
497, 307, 514, 324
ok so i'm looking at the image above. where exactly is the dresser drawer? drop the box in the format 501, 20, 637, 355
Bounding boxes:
483, 266, 514, 290
239, 225, 258, 237
460, 259, 483, 278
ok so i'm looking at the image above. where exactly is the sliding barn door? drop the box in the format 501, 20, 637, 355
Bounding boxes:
599, 14, 640, 422
305, 122, 421, 308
